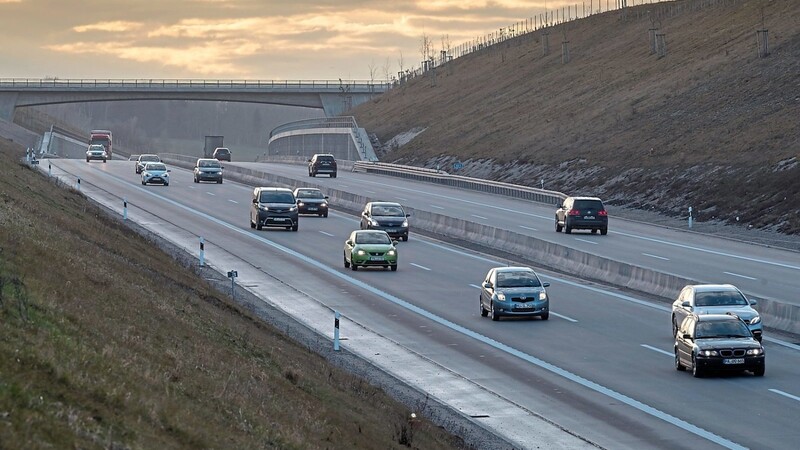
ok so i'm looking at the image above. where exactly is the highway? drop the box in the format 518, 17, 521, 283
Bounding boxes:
43, 158, 800, 449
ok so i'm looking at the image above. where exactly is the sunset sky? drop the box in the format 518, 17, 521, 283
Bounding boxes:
0, 0, 626, 81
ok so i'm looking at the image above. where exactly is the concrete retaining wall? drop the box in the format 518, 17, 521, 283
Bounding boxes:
160, 155, 800, 336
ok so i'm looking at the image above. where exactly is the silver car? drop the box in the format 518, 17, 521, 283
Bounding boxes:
141, 162, 170, 186
671, 284, 762, 341
480, 267, 550, 321
86, 144, 107, 163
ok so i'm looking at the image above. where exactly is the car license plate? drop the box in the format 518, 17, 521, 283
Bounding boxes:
723, 358, 745, 365
274, 218, 287, 222
369, 256, 384, 261
308, 207, 318, 211
516, 304, 534, 309
584, 215, 595, 220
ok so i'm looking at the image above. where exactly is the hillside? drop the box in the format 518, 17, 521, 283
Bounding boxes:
352, 0, 800, 234
0, 139, 469, 449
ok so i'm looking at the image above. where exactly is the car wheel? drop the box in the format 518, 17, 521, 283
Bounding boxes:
351, 262, 358, 271
600, 227, 608, 236
141, 180, 146, 185
311, 172, 316, 177
691, 355, 703, 378
255, 218, 262, 231
753, 366, 765, 377
565, 224, 572, 234
672, 316, 678, 337
250, 219, 255, 229
555, 219, 562, 233
541, 312, 549, 320
402, 235, 408, 242
218, 179, 223, 184
323, 212, 328, 218
390, 264, 397, 271
591, 229, 598, 234
343, 254, 350, 268
103, 159, 106, 163
331, 173, 337, 178
675, 350, 686, 371
490, 302, 499, 321
86, 158, 90, 162
292, 223, 298, 232
480, 297, 488, 317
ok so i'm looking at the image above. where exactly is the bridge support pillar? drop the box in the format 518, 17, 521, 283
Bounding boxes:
0, 92, 19, 121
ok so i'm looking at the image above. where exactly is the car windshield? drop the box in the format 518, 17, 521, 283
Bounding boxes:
695, 291, 748, 307
89, 145, 104, 151
297, 190, 324, 199
355, 233, 391, 245
145, 163, 166, 171
199, 160, 220, 168
495, 272, 541, 288
141, 155, 160, 162
259, 192, 294, 203
215, 149, 230, 155
372, 205, 405, 216
695, 321, 751, 338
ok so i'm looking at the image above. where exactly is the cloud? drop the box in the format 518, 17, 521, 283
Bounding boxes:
73, 21, 143, 33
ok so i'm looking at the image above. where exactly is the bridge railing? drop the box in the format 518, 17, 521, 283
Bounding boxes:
0, 78, 391, 92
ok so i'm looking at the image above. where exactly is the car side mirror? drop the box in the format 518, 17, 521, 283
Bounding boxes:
346, 240, 353, 246
167, 170, 171, 173
749, 299, 758, 306
482, 281, 492, 289
307, 159, 312, 162
681, 301, 691, 309
252, 199, 258, 204
324, 196, 329, 199
682, 333, 692, 340
296, 199, 301, 204
392, 240, 399, 246
542, 282, 551, 288
405, 213, 411, 217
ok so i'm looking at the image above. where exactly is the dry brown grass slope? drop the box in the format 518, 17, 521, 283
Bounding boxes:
353, 0, 800, 234
0, 139, 465, 449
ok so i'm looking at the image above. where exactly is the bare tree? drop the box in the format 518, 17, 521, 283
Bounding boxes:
441, 34, 452, 61
420, 31, 433, 64
367, 59, 377, 83
382, 57, 391, 82
397, 51, 405, 78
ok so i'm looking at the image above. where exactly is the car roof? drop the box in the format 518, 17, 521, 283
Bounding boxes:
196, 158, 219, 162
139, 154, 159, 159
313, 153, 334, 157
354, 230, 389, 235
568, 196, 603, 201
689, 284, 738, 292
493, 266, 536, 273
295, 187, 321, 192
693, 313, 744, 323
256, 187, 291, 192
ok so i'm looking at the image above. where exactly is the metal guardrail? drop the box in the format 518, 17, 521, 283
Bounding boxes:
269, 116, 361, 138
352, 161, 566, 205
0, 78, 391, 92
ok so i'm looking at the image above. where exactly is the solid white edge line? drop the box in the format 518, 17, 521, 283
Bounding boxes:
723, 271, 758, 281
574, 238, 599, 245
471, 214, 488, 220
319, 231, 334, 237
641, 344, 673, 357
642, 253, 670, 261
768, 389, 800, 402
518, 225, 538, 231
410, 263, 431, 271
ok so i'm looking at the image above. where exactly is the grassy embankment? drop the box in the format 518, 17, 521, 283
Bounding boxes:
0, 138, 464, 449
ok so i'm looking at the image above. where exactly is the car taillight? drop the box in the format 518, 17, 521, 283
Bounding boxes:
568, 209, 581, 216
598, 210, 608, 216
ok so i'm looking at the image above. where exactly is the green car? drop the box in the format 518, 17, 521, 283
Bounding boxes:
343, 230, 398, 271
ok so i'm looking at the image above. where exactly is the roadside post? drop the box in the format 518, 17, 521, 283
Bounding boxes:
76, 176, 81, 191
688, 206, 693, 229
227, 270, 238, 301
123, 198, 128, 220
334, 311, 341, 351
48, 162, 51, 177
199, 237, 205, 266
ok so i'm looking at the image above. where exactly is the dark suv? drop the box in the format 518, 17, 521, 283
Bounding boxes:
555, 196, 608, 235
213, 147, 231, 162
250, 187, 299, 231
360, 201, 410, 241
308, 153, 337, 178
674, 313, 765, 378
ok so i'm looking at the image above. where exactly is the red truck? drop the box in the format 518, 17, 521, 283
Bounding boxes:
89, 130, 112, 159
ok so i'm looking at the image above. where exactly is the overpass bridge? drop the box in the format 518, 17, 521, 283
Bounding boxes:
0, 78, 390, 120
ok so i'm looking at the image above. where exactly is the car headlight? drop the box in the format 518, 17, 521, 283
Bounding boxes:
321, 202, 328, 207
387, 249, 396, 256
369, 219, 379, 226
746, 348, 763, 355
289, 205, 298, 212
297, 202, 305, 207
259, 205, 270, 211
749, 316, 761, 325
356, 250, 366, 256
495, 292, 506, 301
142, 172, 149, 176
539, 291, 547, 301
402, 220, 409, 227
699, 350, 718, 356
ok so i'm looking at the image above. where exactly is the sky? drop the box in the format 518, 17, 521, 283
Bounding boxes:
0, 0, 589, 81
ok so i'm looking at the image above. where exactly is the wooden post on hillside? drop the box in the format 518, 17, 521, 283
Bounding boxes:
649, 28, 658, 54
562, 40, 571, 64
542, 31, 550, 56
656, 33, 667, 58
756, 30, 769, 58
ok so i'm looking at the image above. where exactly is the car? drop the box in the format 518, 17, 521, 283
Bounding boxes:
674, 313, 765, 377
141, 162, 170, 186
360, 201, 410, 241
293, 187, 329, 217
343, 230, 398, 271
193, 158, 223, 183
250, 187, 299, 231
308, 153, 337, 177
671, 284, 762, 341
555, 196, 608, 235
213, 147, 231, 162
479, 267, 550, 321
86, 144, 107, 163
136, 154, 161, 174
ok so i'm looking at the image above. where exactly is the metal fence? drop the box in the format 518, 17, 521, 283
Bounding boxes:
0, 78, 391, 93
267, 116, 376, 162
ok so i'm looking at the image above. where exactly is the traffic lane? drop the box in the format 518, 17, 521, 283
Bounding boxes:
250, 162, 800, 303
56, 159, 800, 448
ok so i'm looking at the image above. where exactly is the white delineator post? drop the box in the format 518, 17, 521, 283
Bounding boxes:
123, 198, 128, 220
199, 237, 205, 266
76, 176, 81, 191
688, 206, 693, 229
334, 310, 341, 351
